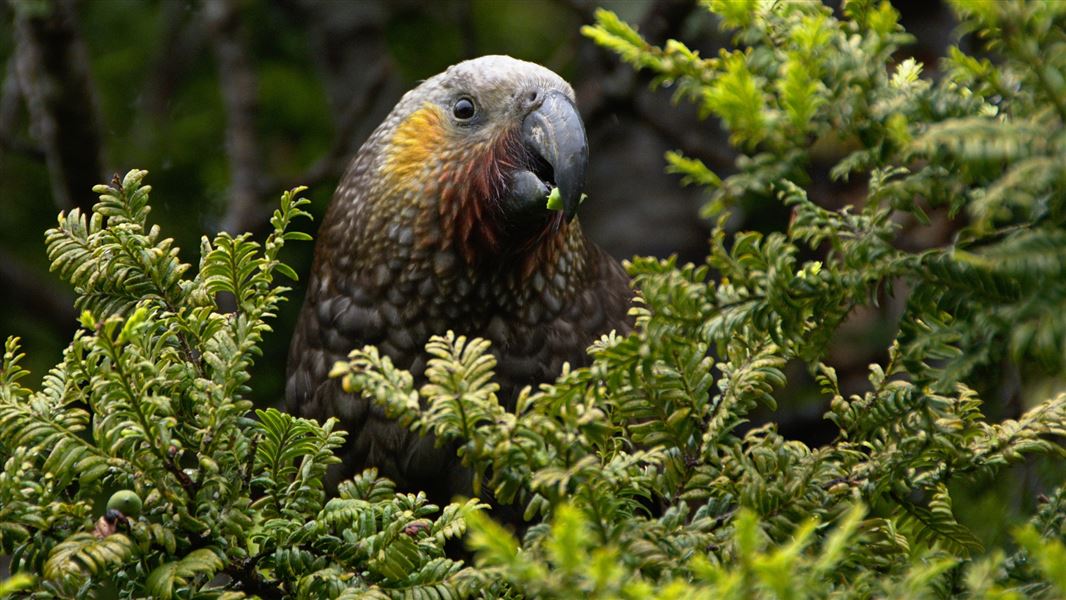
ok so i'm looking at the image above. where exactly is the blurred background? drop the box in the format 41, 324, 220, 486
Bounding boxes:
0, 0, 955, 401
13, 0, 1049, 545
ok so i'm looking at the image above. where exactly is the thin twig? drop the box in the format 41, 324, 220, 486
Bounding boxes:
184, 526, 285, 599
572, 0, 726, 169
164, 458, 200, 499
225, 556, 285, 600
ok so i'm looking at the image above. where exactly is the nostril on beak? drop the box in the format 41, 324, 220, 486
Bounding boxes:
522, 90, 542, 112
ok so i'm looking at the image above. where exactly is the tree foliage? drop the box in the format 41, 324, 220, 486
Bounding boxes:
2, 0, 1066, 597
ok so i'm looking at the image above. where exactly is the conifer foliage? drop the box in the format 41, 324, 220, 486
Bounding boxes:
2, 1, 1066, 597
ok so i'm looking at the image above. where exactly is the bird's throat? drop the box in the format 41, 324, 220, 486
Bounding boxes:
381, 104, 572, 274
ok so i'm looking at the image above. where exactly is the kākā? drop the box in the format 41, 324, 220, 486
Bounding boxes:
286, 55, 633, 504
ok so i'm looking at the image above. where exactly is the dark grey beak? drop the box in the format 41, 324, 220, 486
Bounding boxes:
519, 91, 588, 222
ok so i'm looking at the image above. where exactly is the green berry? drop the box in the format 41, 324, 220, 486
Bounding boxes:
106, 490, 142, 519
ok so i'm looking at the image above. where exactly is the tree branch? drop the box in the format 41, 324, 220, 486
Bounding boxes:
0, 53, 46, 163
205, 0, 265, 235
143, 1, 206, 121
12, 0, 106, 212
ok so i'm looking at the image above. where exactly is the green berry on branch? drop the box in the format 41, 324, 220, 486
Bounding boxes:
106, 490, 142, 519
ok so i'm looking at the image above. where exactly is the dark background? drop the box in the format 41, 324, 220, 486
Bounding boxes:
0, 0, 955, 402
0, 0, 730, 392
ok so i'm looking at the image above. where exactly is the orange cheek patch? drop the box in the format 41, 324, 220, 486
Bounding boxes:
381, 103, 532, 264
383, 104, 447, 189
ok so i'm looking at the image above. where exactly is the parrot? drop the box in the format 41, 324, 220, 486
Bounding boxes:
285, 55, 634, 504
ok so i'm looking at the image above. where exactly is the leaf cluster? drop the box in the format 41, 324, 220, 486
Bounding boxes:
0, 175, 481, 598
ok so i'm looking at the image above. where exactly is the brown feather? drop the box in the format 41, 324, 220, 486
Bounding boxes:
285, 56, 635, 508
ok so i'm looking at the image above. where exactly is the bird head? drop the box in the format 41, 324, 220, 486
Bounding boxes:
374, 55, 589, 263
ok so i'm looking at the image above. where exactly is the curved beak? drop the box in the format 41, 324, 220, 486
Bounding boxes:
520, 92, 588, 222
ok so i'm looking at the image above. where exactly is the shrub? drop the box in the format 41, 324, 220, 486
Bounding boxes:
2, 0, 1065, 597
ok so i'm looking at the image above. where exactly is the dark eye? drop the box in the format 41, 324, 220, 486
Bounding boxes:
452, 97, 476, 120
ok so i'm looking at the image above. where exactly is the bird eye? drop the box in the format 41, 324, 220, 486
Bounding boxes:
452, 97, 476, 120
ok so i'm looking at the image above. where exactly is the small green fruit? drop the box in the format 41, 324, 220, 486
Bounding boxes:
546, 187, 563, 211
107, 490, 142, 519
545, 188, 588, 212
